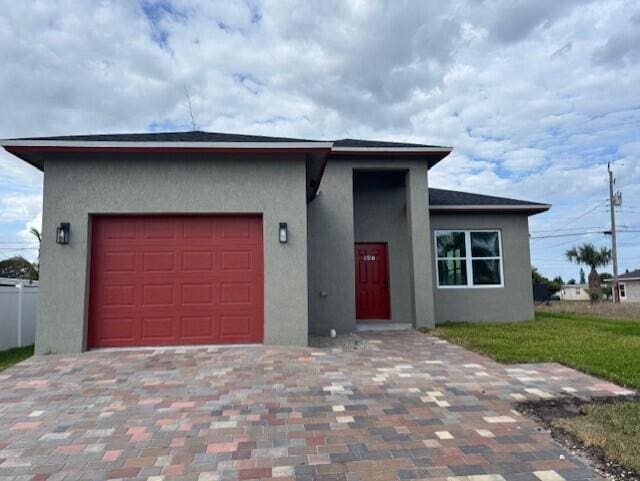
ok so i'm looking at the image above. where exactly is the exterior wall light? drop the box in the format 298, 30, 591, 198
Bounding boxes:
56, 222, 70, 244
279, 222, 288, 243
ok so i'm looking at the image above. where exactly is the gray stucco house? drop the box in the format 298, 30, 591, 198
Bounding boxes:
1, 131, 549, 353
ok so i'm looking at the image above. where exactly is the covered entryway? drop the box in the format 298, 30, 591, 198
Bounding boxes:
87, 215, 263, 348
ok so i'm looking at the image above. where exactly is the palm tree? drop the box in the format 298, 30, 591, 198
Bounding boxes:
28, 227, 41, 281
565, 243, 612, 302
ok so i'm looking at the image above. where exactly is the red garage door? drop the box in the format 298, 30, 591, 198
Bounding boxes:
88, 215, 263, 348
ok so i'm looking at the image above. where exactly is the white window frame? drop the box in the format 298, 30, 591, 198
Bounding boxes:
435, 229, 504, 289
619, 282, 626, 299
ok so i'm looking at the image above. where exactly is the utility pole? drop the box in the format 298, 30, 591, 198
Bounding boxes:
608, 163, 620, 302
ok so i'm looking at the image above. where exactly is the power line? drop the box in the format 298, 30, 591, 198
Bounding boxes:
530, 225, 607, 234
531, 228, 640, 240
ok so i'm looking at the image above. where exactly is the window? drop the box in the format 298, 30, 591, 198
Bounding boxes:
619, 283, 626, 299
435, 230, 503, 288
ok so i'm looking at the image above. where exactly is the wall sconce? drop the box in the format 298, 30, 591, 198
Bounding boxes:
56, 222, 70, 244
279, 222, 288, 243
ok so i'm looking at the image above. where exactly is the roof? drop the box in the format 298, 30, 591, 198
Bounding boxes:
428, 188, 550, 214
9, 131, 322, 143
1, 130, 453, 171
333, 138, 442, 148
2, 130, 450, 150
8, 132, 444, 149
619, 269, 640, 280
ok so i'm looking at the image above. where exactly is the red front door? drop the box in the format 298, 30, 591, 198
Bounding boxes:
355, 243, 391, 320
88, 215, 264, 348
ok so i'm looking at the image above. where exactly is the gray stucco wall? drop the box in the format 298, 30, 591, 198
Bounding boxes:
37, 153, 309, 353
308, 159, 436, 335
430, 213, 534, 323
353, 172, 412, 323
621, 280, 640, 302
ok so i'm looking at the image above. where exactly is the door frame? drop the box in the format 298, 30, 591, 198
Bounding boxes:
354, 241, 391, 321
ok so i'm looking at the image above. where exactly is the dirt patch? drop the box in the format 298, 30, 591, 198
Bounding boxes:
516, 395, 640, 481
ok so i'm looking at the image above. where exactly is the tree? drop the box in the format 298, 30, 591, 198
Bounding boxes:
565, 243, 612, 302
28, 227, 41, 280
0, 256, 33, 278
599, 272, 613, 300
567, 278, 576, 285
579, 268, 586, 284
28, 227, 41, 279
531, 266, 562, 297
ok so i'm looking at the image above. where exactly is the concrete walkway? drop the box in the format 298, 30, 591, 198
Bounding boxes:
0, 331, 633, 481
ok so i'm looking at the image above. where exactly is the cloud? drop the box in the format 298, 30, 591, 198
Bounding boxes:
478, 0, 588, 44
593, 11, 640, 65
0, 193, 42, 224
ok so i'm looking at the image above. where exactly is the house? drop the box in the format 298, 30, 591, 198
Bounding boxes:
559, 284, 591, 301
1, 131, 550, 353
618, 269, 640, 302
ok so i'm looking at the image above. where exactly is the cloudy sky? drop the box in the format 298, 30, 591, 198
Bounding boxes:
1, 0, 639, 281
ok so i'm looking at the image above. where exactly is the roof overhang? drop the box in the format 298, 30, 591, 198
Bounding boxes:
1, 140, 335, 171
429, 204, 551, 215
331, 146, 453, 154
1, 138, 453, 171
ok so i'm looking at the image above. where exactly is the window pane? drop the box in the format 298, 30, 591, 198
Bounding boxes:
436, 231, 466, 258
438, 259, 467, 286
471, 231, 500, 257
472, 259, 501, 285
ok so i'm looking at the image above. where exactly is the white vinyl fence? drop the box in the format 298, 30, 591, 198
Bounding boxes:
0, 284, 38, 350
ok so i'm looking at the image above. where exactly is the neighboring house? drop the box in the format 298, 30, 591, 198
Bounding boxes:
559, 284, 591, 301
1, 131, 550, 353
618, 269, 640, 303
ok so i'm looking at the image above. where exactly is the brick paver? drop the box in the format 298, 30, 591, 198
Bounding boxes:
0, 331, 633, 481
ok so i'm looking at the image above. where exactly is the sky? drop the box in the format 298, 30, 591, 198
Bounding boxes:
0, 0, 639, 282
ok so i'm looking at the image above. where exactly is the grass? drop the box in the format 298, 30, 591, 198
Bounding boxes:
430, 311, 640, 389
0, 345, 34, 372
536, 300, 640, 320
553, 401, 640, 471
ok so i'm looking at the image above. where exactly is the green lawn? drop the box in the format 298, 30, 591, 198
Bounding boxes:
554, 401, 640, 471
430, 311, 640, 389
0, 345, 34, 372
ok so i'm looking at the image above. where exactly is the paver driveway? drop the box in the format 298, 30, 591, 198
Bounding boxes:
0, 331, 633, 481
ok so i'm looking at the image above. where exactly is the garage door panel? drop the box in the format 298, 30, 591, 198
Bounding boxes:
182, 250, 215, 272
103, 251, 137, 273
220, 315, 252, 337
221, 218, 252, 239
143, 218, 176, 239
142, 284, 175, 307
181, 283, 215, 305
143, 251, 176, 272
88, 215, 263, 348
100, 218, 136, 240
180, 315, 215, 339
183, 218, 214, 239
141, 317, 174, 341
99, 317, 136, 342
103, 285, 136, 307
220, 282, 252, 305
221, 250, 252, 271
